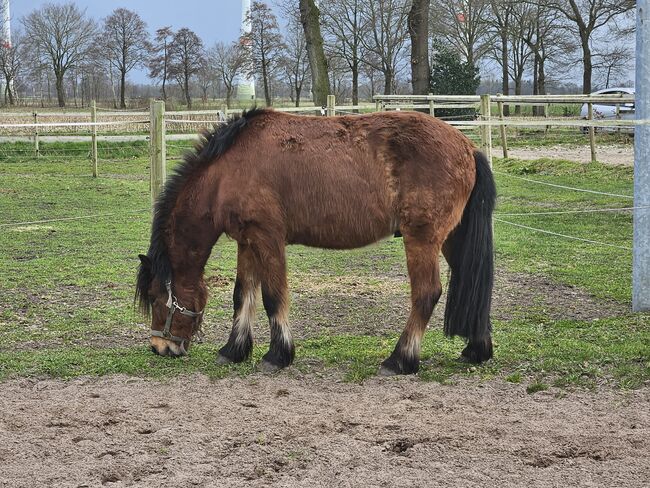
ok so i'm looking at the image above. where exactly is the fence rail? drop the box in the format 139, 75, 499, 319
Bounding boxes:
0, 94, 641, 178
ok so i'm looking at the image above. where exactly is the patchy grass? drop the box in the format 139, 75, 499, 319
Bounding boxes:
0, 143, 648, 388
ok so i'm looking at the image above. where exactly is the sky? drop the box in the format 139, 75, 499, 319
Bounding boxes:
10, 0, 267, 82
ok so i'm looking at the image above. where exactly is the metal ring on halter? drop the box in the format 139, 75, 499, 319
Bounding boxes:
150, 281, 204, 345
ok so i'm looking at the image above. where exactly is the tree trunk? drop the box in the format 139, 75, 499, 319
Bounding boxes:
515, 76, 522, 115
299, 0, 330, 107
383, 68, 393, 95
55, 72, 66, 107
261, 56, 272, 107
538, 57, 546, 96
581, 34, 592, 94
408, 0, 430, 95
501, 30, 509, 116
352, 62, 359, 108
295, 86, 301, 107
120, 69, 127, 109
184, 71, 192, 108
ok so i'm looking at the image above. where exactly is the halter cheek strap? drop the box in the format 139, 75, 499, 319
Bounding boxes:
150, 281, 204, 345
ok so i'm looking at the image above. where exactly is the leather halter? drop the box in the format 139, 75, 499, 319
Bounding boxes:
150, 281, 204, 345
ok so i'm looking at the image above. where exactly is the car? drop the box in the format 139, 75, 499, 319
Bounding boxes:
580, 87, 635, 133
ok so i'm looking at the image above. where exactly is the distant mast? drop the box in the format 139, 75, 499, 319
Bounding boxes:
1, 0, 12, 102
237, 0, 256, 102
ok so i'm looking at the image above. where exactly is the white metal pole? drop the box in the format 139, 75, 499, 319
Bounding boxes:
1, 0, 12, 100
236, 0, 256, 102
634, 2, 650, 311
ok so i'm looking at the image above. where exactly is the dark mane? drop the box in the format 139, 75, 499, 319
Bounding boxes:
135, 107, 268, 315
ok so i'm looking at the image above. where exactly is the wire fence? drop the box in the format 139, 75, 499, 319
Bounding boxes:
0, 95, 641, 260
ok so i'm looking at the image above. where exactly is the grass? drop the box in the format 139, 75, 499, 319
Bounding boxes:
0, 140, 648, 388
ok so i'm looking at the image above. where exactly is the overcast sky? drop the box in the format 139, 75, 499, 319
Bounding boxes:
11, 0, 274, 83
12, 1, 248, 45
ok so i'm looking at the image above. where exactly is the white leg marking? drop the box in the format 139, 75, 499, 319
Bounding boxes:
234, 287, 257, 345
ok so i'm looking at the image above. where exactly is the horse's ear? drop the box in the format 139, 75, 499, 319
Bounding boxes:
138, 254, 151, 269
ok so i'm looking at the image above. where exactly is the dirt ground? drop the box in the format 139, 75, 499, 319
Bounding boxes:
506, 145, 633, 166
1, 375, 648, 488
0, 170, 643, 487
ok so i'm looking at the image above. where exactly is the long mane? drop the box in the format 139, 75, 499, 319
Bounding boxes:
135, 107, 267, 315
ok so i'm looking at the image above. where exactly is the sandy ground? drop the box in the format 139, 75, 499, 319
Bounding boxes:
1, 375, 648, 488
505, 145, 634, 166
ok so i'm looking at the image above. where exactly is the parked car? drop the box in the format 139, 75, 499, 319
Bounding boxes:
581, 87, 635, 134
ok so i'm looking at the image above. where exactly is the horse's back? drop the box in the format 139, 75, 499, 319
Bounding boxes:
217, 110, 476, 249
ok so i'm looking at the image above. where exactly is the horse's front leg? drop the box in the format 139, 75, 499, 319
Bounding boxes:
217, 242, 259, 364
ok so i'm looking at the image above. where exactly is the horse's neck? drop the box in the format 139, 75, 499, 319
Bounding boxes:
167, 180, 220, 287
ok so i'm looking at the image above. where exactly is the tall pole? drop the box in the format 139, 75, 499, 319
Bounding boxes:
236, 0, 256, 102
634, 2, 650, 311
1, 0, 13, 102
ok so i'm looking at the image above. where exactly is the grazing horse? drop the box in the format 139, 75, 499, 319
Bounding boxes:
136, 108, 496, 375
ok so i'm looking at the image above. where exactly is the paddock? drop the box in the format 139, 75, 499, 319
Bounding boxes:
0, 108, 648, 486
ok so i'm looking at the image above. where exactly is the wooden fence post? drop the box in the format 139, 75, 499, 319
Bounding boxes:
480, 94, 493, 166
150, 100, 166, 205
497, 96, 508, 159
588, 102, 597, 163
428, 92, 435, 117
327, 94, 336, 116
33, 112, 39, 157
91, 100, 98, 177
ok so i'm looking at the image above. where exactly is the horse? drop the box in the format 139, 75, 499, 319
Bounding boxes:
136, 108, 496, 375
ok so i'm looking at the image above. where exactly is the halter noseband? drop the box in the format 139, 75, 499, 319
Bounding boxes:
150, 280, 204, 345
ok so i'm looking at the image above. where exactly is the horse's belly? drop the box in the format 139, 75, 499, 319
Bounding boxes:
285, 204, 397, 249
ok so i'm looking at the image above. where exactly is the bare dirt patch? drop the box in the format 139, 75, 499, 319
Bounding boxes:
0, 375, 647, 487
506, 145, 633, 166
2, 264, 628, 352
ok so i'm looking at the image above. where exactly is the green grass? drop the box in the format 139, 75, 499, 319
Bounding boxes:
0, 142, 648, 388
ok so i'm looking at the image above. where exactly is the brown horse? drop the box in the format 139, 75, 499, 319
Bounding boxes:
136, 108, 496, 375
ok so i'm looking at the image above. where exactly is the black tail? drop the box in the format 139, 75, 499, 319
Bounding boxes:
443, 150, 496, 363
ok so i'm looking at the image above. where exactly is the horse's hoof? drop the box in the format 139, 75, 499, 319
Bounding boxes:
378, 365, 399, 376
259, 360, 282, 373
216, 354, 234, 365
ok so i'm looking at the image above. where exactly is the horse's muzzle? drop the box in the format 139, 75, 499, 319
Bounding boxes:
150, 336, 188, 357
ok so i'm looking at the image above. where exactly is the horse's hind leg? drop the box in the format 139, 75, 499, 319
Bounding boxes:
380, 233, 443, 375
217, 243, 259, 364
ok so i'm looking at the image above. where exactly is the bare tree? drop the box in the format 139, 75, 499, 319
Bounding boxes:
212, 41, 245, 108
360, 0, 410, 95
488, 0, 514, 113
321, 0, 367, 106
279, 7, 310, 106
98, 9, 150, 108
408, 0, 430, 95
0, 31, 21, 105
169, 28, 204, 108
592, 45, 633, 88
539, 0, 635, 93
22, 2, 96, 107
299, 0, 330, 106
431, 0, 492, 67
149, 27, 174, 100
244, 2, 285, 107
521, 2, 574, 102
196, 56, 214, 106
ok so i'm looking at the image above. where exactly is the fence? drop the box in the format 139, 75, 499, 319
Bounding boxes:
0, 96, 643, 302
0, 94, 639, 203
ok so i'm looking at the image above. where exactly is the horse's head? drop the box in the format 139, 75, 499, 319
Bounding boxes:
136, 254, 205, 357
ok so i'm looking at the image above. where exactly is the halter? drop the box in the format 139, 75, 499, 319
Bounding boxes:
150, 280, 204, 346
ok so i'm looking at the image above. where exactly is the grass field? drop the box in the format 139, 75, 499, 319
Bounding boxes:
0, 139, 648, 390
